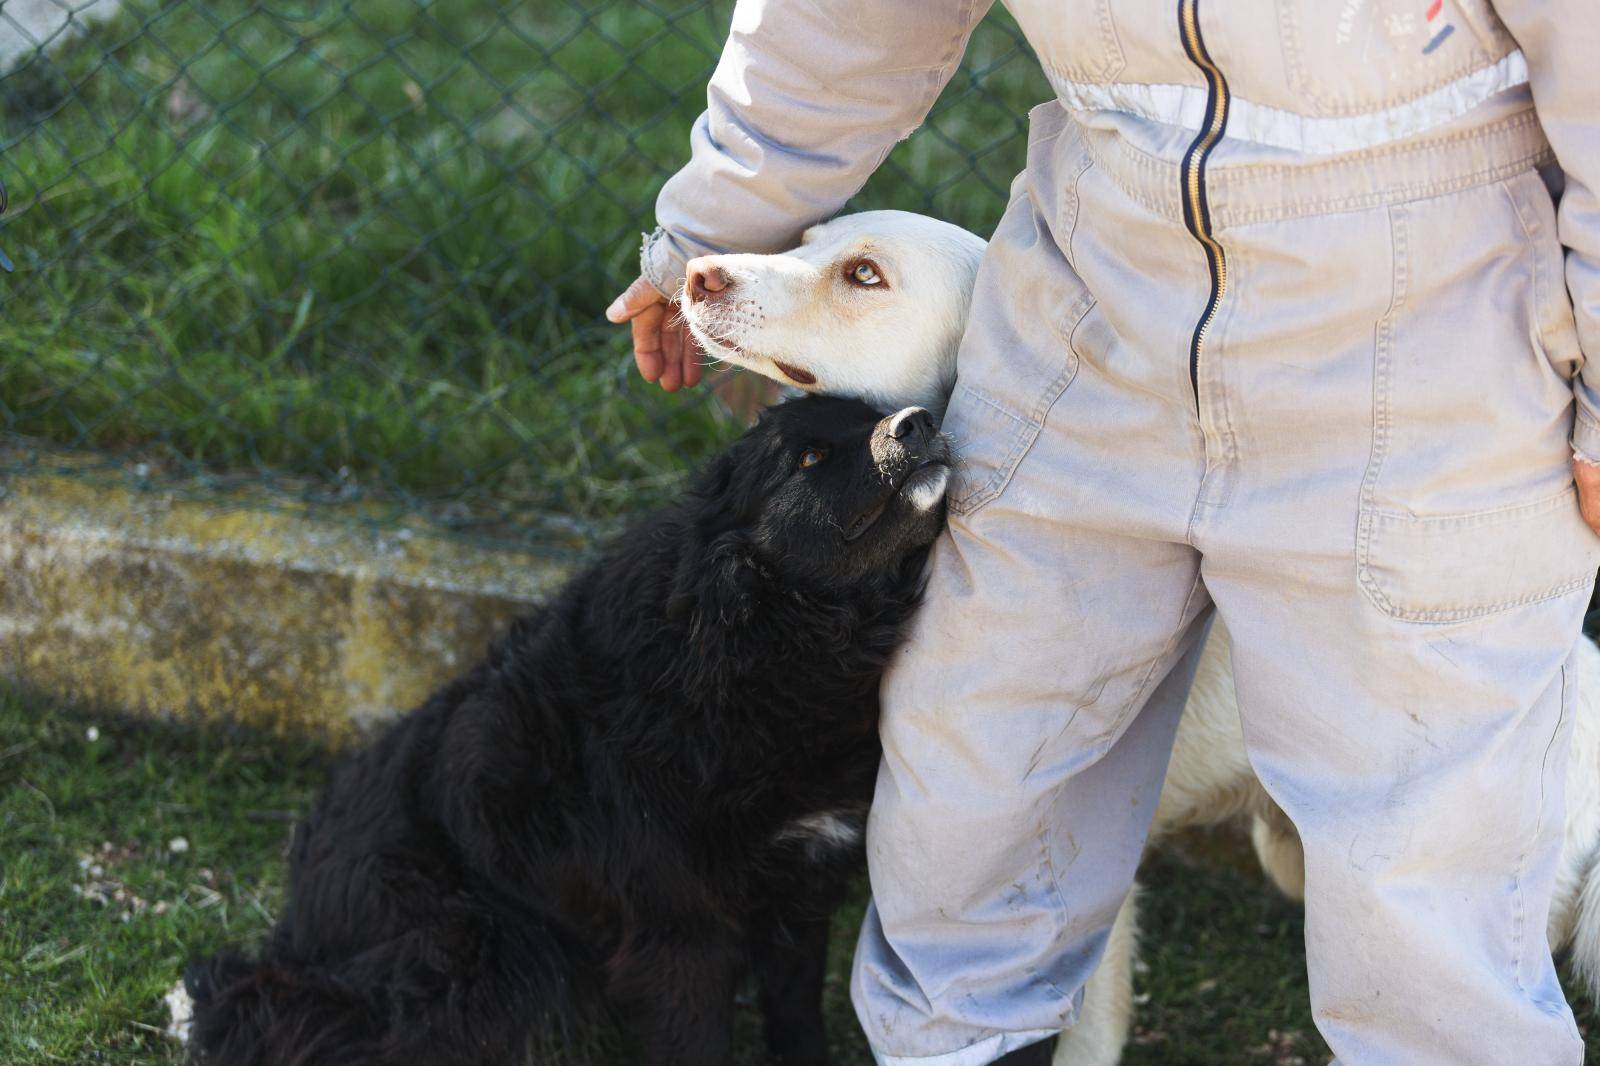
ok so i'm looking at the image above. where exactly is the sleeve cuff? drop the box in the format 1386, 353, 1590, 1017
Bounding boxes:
640, 227, 688, 302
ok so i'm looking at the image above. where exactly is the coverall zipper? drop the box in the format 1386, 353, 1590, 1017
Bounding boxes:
1178, 0, 1230, 406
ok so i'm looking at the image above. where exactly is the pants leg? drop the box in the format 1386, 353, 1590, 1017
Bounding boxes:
850, 128, 1221, 1064
1191, 176, 1600, 1064
1205, 566, 1588, 1065
850, 519, 1211, 1065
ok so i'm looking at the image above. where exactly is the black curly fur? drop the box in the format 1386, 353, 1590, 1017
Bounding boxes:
185, 396, 948, 1066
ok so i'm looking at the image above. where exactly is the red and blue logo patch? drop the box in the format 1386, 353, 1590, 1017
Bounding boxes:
1422, 0, 1455, 54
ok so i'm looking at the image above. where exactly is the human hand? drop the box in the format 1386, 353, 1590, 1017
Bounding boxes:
1575, 456, 1600, 538
605, 275, 703, 392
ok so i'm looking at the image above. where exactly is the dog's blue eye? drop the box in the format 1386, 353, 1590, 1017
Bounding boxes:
849, 261, 882, 286
799, 448, 825, 469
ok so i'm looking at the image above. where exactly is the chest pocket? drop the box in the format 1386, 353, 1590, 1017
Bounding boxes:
1007, 0, 1124, 84
1276, 0, 1518, 117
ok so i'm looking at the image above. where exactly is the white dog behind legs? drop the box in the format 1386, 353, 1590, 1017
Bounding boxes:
666, 210, 1600, 1065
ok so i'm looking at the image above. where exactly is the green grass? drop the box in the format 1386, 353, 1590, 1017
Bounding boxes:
0, 0, 1048, 539
8, 691, 1600, 1065
0, 693, 326, 1064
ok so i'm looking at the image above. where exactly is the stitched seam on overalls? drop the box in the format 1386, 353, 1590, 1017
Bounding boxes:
1212, 241, 1244, 509
1079, 109, 1550, 228
1366, 576, 1598, 624
1363, 485, 1581, 526
1092, 108, 1539, 179
1222, 110, 1546, 179
960, 384, 1031, 424
946, 185, 1031, 516
1362, 486, 1596, 620
1218, 150, 1556, 227
948, 372, 1070, 516
1502, 172, 1571, 380
1077, 131, 1180, 224
1214, 111, 1553, 225
947, 388, 1029, 515
1037, 1, 1124, 84
1356, 202, 1407, 618
1341, 198, 1577, 624
1513, 661, 1571, 996
951, 294, 1091, 517
1059, 152, 1095, 272
1368, 579, 1596, 623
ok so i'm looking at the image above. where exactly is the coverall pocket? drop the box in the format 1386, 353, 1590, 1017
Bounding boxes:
943, 133, 1094, 519
1358, 487, 1600, 623
945, 320, 1085, 517
1010, 0, 1124, 84
945, 382, 1051, 516
1274, 0, 1517, 118
1355, 182, 1600, 623
943, 274, 1091, 519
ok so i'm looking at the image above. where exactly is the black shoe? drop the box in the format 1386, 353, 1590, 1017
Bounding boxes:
992, 1035, 1057, 1066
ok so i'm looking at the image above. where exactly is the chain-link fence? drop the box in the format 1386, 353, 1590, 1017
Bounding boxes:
0, 0, 1047, 552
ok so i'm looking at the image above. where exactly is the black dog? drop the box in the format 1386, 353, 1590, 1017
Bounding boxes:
185, 396, 950, 1066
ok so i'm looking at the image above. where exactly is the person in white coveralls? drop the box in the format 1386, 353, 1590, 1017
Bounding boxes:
609, 3, 1600, 1063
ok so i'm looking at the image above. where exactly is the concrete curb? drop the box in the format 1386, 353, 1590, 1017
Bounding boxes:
0, 469, 572, 741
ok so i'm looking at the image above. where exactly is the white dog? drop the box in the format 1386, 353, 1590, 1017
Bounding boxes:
678, 210, 1600, 1065
677, 209, 985, 415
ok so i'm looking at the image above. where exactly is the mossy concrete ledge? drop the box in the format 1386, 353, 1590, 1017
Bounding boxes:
0, 472, 572, 741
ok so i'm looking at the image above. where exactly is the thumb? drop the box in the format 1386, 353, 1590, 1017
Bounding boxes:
606, 276, 666, 324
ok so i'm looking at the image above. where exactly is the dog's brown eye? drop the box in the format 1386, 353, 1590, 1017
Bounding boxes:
798, 447, 825, 469
847, 260, 883, 286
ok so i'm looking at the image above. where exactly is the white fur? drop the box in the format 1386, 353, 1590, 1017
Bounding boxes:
774, 811, 862, 848
703, 210, 1600, 1066
773, 810, 865, 864
1554, 651, 1600, 1005
1069, 887, 1140, 1066
904, 466, 951, 512
165, 981, 193, 1045
678, 210, 986, 416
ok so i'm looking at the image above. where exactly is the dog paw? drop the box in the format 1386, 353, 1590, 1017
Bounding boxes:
164, 980, 194, 1044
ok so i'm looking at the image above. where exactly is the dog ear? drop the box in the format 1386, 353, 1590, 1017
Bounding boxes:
663, 424, 781, 626
665, 443, 758, 624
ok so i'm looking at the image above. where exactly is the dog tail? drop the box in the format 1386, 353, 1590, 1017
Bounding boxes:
183, 950, 383, 1066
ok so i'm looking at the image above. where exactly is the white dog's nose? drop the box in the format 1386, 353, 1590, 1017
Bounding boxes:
888, 406, 936, 441
685, 259, 732, 304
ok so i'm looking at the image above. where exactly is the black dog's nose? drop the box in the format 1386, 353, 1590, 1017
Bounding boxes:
888, 406, 936, 443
